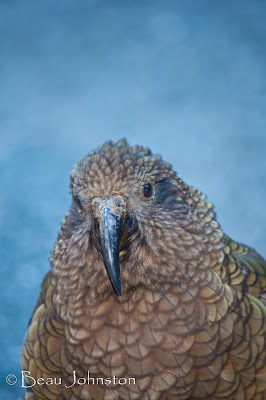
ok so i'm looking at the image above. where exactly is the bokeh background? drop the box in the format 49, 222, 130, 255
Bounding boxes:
1, 0, 265, 398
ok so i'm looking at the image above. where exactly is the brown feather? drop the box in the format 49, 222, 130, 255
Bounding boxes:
22, 139, 266, 399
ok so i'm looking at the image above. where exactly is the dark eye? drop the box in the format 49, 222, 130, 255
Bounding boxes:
143, 183, 153, 198
76, 197, 83, 212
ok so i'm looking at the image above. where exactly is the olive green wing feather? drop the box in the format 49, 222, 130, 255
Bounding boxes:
222, 234, 266, 304
21, 272, 64, 399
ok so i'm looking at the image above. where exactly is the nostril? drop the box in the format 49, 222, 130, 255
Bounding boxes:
113, 195, 127, 213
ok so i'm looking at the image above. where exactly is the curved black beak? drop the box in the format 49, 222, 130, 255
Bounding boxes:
99, 206, 123, 296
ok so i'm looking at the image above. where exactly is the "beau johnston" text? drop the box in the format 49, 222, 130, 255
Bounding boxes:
22, 370, 136, 388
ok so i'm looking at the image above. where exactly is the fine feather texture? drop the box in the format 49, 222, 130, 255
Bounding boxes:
21, 139, 266, 400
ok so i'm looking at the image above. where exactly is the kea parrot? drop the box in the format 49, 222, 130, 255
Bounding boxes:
21, 139, 266, 400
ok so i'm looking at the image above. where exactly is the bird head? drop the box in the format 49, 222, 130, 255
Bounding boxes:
53, 139, 223, 298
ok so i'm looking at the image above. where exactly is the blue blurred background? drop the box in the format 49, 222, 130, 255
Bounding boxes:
0, 0, 265, 398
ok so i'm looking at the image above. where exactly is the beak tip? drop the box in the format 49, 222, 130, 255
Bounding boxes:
113, 280, 122, 297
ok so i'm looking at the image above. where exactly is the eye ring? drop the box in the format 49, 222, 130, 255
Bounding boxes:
143, 182, 153, 198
